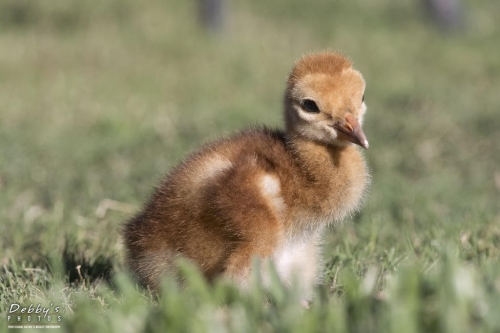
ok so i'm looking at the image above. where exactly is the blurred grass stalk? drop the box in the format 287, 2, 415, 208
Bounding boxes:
52, 250, 498, 332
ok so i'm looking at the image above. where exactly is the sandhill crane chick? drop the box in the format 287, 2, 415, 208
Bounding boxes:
123, 52, 370, 301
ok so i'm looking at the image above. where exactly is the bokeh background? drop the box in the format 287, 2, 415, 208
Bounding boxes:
0, 0, 499, 331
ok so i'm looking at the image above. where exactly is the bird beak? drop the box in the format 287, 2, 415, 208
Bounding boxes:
334, 114, 369, 149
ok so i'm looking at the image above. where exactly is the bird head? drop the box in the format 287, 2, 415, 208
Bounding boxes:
284, 52, 369, 149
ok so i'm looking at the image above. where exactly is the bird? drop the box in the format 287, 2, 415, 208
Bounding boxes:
123, 52, 370, 301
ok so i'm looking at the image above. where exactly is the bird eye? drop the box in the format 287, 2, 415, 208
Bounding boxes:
301, 99, 320, 113
362, 94, 365, 103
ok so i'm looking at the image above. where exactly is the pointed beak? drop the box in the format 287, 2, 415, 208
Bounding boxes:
333, 113, 369, 149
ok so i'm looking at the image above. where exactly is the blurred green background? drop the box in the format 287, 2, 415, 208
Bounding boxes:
0, 0, 499, 332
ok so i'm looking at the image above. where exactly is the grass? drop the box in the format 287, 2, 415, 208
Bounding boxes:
0, 0, 499, 332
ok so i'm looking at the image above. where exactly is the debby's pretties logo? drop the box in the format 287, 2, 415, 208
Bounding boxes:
6, 303, 62, 329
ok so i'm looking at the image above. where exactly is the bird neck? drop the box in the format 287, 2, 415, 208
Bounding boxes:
286, 132, 357, 182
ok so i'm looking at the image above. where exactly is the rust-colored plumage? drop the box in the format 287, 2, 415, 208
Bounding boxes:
123, 52, 370, 300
